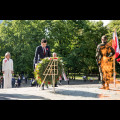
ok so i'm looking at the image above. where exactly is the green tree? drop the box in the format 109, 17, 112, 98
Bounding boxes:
0, 20, 109, 79
106, 20, 120, 75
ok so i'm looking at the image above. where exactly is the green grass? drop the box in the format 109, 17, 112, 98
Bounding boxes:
68, 75, 98, 80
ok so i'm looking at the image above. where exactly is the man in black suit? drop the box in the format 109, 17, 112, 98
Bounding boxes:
34, 39, 51, 90
17, 76, 21, 87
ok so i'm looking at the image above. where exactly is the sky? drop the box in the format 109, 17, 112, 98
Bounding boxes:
92, 20, 111, 26
102, 20, 111, 26
0, 20, 112, 26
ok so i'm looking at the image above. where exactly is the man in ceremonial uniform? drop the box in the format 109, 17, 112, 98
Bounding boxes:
96, 35, 115, 90
34, 39, 51, 90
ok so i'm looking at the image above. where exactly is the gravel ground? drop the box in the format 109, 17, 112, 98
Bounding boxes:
0, 80, 120, 100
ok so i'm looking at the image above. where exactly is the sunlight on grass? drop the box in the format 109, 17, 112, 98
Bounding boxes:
68, 75, 98, 80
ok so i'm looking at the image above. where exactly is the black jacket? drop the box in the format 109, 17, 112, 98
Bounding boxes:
34, 45, 51, 64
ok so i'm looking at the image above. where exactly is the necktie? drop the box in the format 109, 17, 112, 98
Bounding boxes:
43, 48, 46, 56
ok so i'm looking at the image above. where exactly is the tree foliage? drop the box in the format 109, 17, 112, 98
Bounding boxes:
0, 20, 114, 78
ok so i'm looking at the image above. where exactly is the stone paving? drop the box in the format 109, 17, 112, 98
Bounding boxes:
0, 80, 120, 100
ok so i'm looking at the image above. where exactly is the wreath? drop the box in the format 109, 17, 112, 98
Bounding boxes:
34, 57, 63, 85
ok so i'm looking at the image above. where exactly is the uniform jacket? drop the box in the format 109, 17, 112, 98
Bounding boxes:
96, 42, 115, 66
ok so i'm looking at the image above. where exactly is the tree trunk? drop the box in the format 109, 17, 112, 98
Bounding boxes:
68, 70, 69, 76
72, 74, 73, 80
74, 72, 75, 80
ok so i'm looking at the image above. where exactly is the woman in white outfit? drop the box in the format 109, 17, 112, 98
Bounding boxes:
2, 52, 14, 89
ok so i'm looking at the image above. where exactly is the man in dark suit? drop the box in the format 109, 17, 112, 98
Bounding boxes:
12, 77, 15, 88
17, 76, 21, 87
34, 39, 51, 90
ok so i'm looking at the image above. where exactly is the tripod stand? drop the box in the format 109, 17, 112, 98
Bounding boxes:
41, 57, 58, 93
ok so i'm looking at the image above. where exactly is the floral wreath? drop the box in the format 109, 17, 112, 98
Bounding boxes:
34, 57, 63, 85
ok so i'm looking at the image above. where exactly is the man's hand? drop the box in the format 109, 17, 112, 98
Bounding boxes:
2, 71, 4, 74
11, 71, 14, 74
97, 61, 101, 66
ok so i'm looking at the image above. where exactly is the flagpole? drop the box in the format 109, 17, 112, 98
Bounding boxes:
113, 50, 116, 89
113, 29, 116, 89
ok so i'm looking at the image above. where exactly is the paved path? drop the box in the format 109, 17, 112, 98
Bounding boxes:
0, 80, 120, 100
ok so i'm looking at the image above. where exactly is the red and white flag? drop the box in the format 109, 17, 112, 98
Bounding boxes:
112, 30, 120, 59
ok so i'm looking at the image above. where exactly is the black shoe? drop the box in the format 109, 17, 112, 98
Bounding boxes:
55, 83, 58, 87
52, 83, 58, 87
52, 84, 56, 87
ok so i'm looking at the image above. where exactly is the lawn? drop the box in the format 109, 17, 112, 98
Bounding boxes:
67, 73, 98, 80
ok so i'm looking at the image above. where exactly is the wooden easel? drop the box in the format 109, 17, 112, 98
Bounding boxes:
41, 57, 58, 93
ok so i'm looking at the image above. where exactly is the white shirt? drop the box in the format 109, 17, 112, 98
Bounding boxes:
2, 58, 13, 71
42, 47, 46, 53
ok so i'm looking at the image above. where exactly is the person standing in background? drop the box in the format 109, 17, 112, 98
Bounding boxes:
18, 76, 21, 87
2, 52, 14, 89
12, 77, 15, 88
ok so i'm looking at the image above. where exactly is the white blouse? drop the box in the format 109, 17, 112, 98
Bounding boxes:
2, 59, 13, 71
